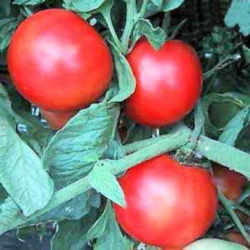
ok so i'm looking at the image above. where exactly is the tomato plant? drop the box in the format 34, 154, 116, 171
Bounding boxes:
0, 1, 250, 250
212, 163, 247, 201
113, 155, 218, 248
7, 9, 113, 112
125, 39, 203, 127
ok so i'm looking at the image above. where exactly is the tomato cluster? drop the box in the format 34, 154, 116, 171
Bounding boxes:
8, 8, 219, 249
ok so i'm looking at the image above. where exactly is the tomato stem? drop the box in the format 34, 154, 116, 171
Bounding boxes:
219, 191, 250, 244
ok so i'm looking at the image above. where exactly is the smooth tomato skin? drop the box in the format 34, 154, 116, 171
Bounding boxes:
40, 109, 77, 130
8, 9, 113, 111
212, 164, 247, 201
125, 39, 203, 127
113, 155, 217, 248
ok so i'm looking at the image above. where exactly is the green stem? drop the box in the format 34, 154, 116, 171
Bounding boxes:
103, 13, 124, 53
107, 125, 191, 174
124, 126, 250, 178
121, 0, 137, 53
0, 124, 190, 235
219, 191, 250, 244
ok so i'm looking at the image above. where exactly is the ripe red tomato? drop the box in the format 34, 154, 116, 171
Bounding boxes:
8, 9, 113, 112
113, 155, 217, 248
40, 109, 77, 130
212, 164, 247, 201
125, 39, 202, 127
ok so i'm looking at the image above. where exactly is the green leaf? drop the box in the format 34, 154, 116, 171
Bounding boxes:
88, 164, 126, 206
51, 211, 98, 250
43, 102, 119, 189
163, 0, 184, 12
225, 0, 250, 36
87, 202, 128, 250
71, 0, 106, 12
131, 18, 166, 50
109, 43, 136, 103
13, 0, 45, 5
202, 92, 250, 138
219, 107, 250, 146
0, 107, 54, 216
0, 18, 19, 52
0, 197, 27, 233
31, 191, 100, 223
150, 0, 163, 7
184, 238, 248, 250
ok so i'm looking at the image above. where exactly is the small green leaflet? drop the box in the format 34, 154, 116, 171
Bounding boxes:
88, 162, 126, 206
163, 0, 185, 12
150, 0, 163, 7
109, 42, 136, 103
13, 0, 45, 5
219, 107, 250, 147
87, 202, 129, 250
225, 0, 250, 36
131, 18, 166, 50
0, 18, 19, 52
63, 0, 106, 12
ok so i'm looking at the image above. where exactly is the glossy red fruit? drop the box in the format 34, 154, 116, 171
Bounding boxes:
125, 39, 202, 127
113, 155, 217, 248
8, 9, 113, 112
41, 109, 77, 130
212, 164, 247, 201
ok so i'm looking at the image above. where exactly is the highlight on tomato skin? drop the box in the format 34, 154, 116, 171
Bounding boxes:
7, 8, 113, 112
40, 109, 77, 130
113, 154, 218, 248
125, 38, 203, 127
212, 163, 247, 201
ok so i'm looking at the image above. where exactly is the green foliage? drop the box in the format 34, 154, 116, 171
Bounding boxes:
131, 18, 166, 50
0, 85, 54, 216
109, 42, 136, 102
42, 102, 119, 189
0, 0, 11, 17
87, 202, 130, 250
225, 0, 250, 36
63, 0, 106, 12
219, 107, 250, 146
51, 210, 98, 250
0, 0, 250, 249
88, 163, 126, 206
0, 17, 19, 52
